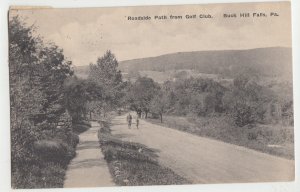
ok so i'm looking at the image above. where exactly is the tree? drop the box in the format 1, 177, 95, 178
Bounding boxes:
88, 50, 123, 115
63, 77, 104, 122
88, 50, 122, 88
150, 93, 169, 123
225, 73, 274, 127
9, 17, 48, 170
86, 101, 102, 120
63, 77, 88, 122
127, 77, 160, 118
38, 44, 73, 123
159, 77, 226, 116
9, 16, 76, 188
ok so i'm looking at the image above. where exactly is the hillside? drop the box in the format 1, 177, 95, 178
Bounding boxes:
119, 47, 292, 81
74, 47, 292, 82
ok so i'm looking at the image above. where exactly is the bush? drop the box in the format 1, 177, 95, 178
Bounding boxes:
9, 17, 79, 188
72, 119, 91, 133
39, 162, 66, 188
12, 119, 80, 188
12, 162, 66, 189
232, 102, 256, 127
77, 120, 91, 127
73, 124, 90, 133
100, 140, 157, 164
70, 133, 80, 148
34, 140, 68, 161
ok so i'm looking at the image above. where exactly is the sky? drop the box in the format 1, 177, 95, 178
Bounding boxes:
10, 2, 292, 66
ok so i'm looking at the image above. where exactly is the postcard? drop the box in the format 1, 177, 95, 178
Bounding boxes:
8, 1, 294, 189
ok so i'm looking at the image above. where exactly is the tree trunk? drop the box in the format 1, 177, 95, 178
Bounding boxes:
145, 112, 148, 119
89, 111, 92, 120
160, 114, 163, 123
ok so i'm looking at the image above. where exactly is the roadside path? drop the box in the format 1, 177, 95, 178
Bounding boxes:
64, 121, 114, 188
111, 114, 294, 184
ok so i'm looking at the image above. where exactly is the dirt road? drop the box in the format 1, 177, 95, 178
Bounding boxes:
111, 114, 294, 184
64, 121, 114, 188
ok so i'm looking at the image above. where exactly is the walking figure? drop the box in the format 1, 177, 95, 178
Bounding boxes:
136, 116, 139, 129
126, 113, 132, 129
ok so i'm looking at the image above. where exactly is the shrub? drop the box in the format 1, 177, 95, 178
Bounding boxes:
9, 17, 79, 188
72, 119, 91, 133
100, 141, 157, 164
34, 140, 68, 161
70, 133, 79, 148
76, 120, 91, 127
247, 132, 258, 140
40, 162, 65, 188
73, 124, 90, 133
232, 102, 256, 127
12, 161, 67, 189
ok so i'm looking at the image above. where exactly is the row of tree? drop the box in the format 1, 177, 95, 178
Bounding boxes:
123, 73, 293, 126
9, 17, 95, 188
82, 49, 293, 127
10, 17, 132, 188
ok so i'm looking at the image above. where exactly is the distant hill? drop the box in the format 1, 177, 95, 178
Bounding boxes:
74, 47, 292, 81
119, 47, 292, 81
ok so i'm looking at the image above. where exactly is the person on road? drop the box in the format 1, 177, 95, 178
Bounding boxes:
136, 115, 139, 129
126, 113, 132, 129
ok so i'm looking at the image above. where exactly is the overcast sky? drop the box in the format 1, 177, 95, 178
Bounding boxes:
10, 2, 291, 66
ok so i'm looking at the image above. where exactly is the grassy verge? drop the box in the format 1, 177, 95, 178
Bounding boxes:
12, 131, 80, 188
146, 115, 294, 159
98, 120, 190, 186
11, 119, 91, 188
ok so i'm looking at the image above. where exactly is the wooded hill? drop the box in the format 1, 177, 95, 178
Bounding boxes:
119, 47, 292, 81
75, 47, 292, 82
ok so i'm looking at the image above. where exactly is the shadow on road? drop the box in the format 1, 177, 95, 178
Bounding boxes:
76, 140, 100, 151
68, 158, 108, 169
113, 133, 135, 139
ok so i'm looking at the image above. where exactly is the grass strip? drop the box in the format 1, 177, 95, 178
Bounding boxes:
98, 120, 190, 186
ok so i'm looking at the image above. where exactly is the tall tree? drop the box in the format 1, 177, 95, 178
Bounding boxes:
9, 17, 75, 188
150, 92, 169, 123
63, 77, 103, 122
89, 50, 122, 87
128, 77, 160, 118
88, 50, 123, 114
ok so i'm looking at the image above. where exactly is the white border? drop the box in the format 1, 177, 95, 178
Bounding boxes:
1, 0, 299, 192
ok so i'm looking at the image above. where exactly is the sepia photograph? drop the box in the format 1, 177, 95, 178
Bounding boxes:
8, 1, 295, 189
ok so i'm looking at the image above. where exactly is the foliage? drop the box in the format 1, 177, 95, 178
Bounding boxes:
89, 50, 122, 87
88, 50, 124, 116
151, 73, 293, 127
33, 140, 71, 163
127, 77, 160, 118
224, 73, 274, 126
154, 78, 226, 116
119, 48, 292, 81
72, 120, 91, 133
150, 91, 169, 122
9, 16, 78, 188
63, 77, 102, 122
